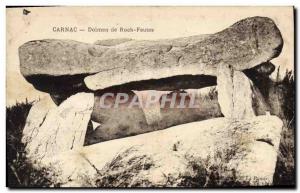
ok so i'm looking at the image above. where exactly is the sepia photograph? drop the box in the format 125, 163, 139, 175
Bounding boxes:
6, 6, 295, 188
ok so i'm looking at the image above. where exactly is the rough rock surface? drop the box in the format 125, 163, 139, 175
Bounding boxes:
19, 17, 283, 93
28, 115, 282, 187
217, 64, 255, 119
22, 93, 94, 160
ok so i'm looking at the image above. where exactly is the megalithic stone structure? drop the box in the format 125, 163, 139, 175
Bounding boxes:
19, 16, 285, 187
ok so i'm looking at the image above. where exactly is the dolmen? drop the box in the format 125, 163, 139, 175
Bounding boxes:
20, 16, 284, 187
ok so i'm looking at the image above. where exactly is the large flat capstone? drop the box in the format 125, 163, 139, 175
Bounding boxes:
19, 17, 283, 93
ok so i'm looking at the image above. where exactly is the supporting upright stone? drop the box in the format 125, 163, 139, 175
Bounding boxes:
217, 63, 255, 119
23, 92, 94, 161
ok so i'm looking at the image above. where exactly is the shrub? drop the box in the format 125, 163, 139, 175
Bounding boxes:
272, 71, 295, 186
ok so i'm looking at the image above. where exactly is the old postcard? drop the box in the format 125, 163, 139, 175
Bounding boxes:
6, 6, 295, 188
